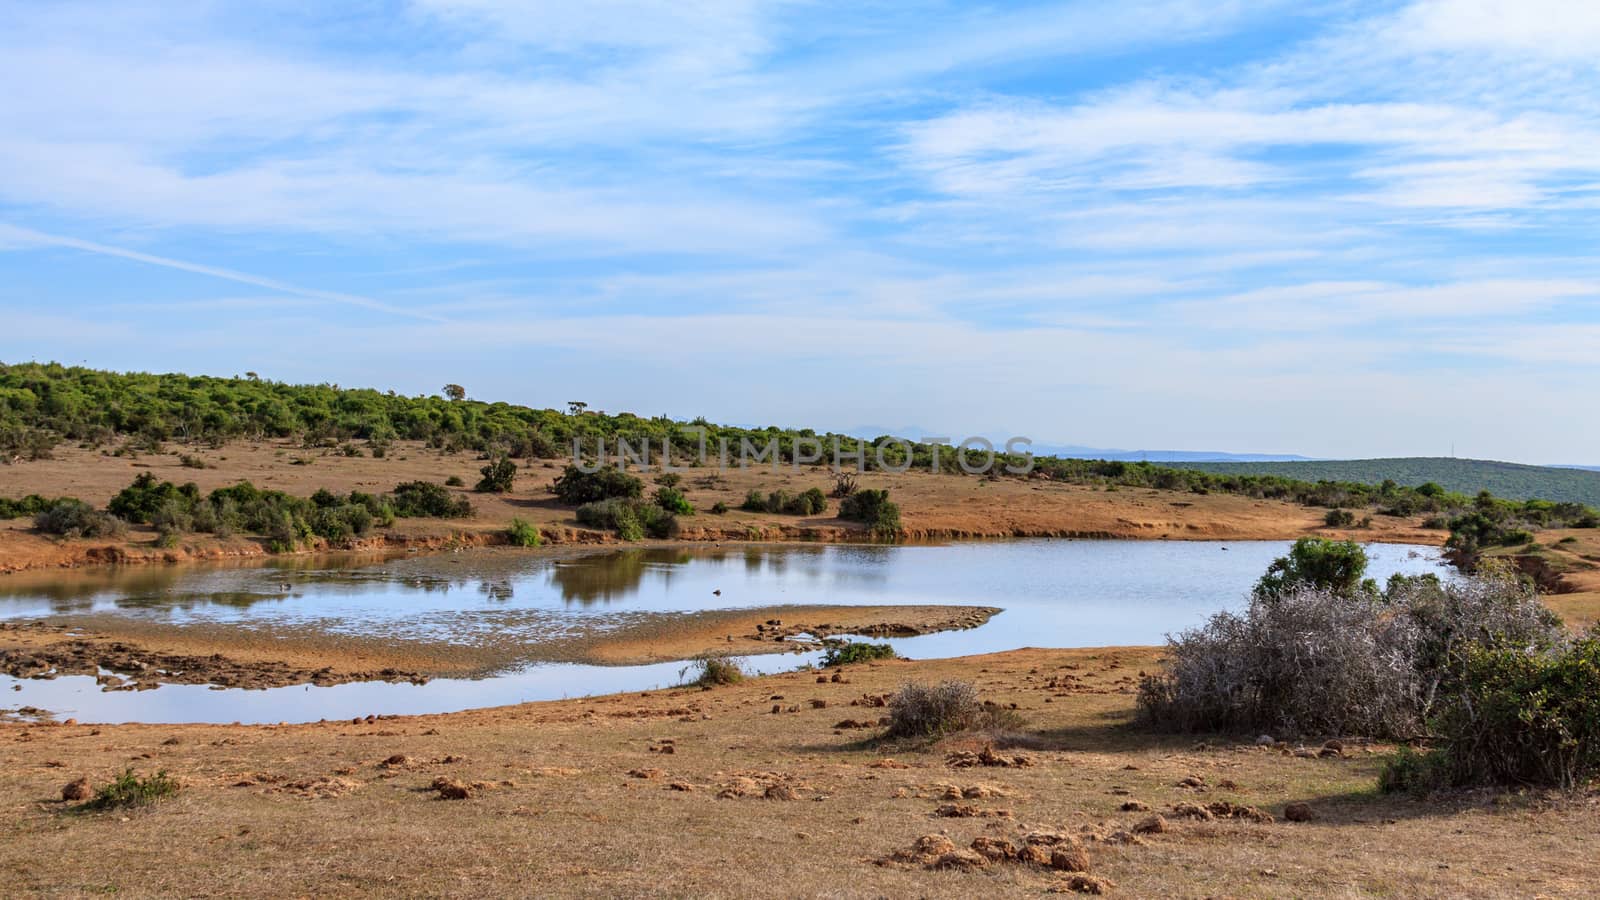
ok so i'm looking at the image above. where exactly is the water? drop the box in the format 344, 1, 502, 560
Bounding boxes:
0, 540, 1448, 724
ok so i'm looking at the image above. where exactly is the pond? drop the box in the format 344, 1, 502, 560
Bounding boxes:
0, 539, 1449, 724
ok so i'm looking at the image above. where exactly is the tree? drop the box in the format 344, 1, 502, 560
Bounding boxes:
1254, 537, 1375, 601
567, 400, 588, 416
442, 384, 466, 402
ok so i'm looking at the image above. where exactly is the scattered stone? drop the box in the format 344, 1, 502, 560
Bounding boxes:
61, 777, 92, 802
934, 803, 981, 818
1284, 802, 1315, 822
378, 754, 412, 769
627, 768, 664, 780
1170, 802, 1215, 821
667, 781, 694, 792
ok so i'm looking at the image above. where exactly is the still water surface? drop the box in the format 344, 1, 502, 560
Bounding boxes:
0, 540, 1447, 723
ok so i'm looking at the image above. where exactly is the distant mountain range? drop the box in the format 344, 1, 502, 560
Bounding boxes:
841, 426, 1309, 463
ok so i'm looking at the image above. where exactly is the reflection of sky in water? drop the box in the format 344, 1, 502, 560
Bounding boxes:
0, 540, 1451, 723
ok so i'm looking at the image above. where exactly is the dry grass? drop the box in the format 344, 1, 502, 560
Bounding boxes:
3, 647, 1598, 898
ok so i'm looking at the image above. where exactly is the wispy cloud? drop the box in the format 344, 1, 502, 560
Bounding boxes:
3, 1, 1600, 461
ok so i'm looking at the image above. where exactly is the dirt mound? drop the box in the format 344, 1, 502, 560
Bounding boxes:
946, 744, 1034, 769
61, 777, 92, 802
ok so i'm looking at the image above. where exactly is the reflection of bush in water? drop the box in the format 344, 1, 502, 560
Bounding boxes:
547, 549, 693, 605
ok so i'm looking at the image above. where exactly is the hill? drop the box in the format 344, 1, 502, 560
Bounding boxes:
1172, 458, 1600, 508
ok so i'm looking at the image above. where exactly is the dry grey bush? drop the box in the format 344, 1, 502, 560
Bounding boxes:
888, 680, 983, 738
1138, 568, 1562, 739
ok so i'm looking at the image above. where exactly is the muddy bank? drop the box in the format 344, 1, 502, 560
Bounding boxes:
0, 603, 1000, 690
0, 622, 430, 690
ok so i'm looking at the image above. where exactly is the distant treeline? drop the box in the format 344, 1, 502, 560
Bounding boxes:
1172, 457, 1600, 509
1, 363, 1596, 555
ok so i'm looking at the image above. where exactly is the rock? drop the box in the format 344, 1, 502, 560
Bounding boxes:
1284, 802, 1315, 822
667, 781, 694, 792
1256, 734, 1276, 746
1105, 829, 1144, 846
627, 768, 664, 780
934, 803, 980, 818
1049, 847, 1092, 873
809, 699, 827, 709
378, 754, 411, 769
61, 777, 93, 802
1132, 814, 1168, 834
763, 783, 798, 801
1322, 739, 1344, 753
1119, 800, 1149, 812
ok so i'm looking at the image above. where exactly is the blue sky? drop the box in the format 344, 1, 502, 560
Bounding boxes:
4, 1, 1600, 463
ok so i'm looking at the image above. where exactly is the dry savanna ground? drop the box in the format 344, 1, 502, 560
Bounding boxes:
0, 439, 1445, 574
4, 647, 1599, 898
6, 441, 1597, 897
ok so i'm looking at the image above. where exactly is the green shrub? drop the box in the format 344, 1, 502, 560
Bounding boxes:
740, 489, 767, 512
79, 768, 180, 811
475, 455, 516, 493
654, 486, 693, 515
1324, 508, 1356, 527
682, 654, 745, 688
108, 472, 198, 524
783, 487, 828, 515
0, 494, 63, 520
390, 481, 473, 518
507, 518, 542, 547
551, 465, 643, 505
445, 475, 464, 487
839, 489, 903, 537
1253, 537, 1375, 601
34, 500, 126, 539
576, 497, 676, 540
1384, 636, 1600, 792
178, 453, 210, 469
820, 640, 896, 667
710, 501, 729, 515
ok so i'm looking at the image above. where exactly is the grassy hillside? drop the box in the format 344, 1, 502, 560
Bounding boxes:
1174, 458, 1600, 508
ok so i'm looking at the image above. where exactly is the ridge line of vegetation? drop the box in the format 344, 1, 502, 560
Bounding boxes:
1, 364, 1595, 559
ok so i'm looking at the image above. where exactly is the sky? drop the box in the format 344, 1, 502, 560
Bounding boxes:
3, 0, 1600, 464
